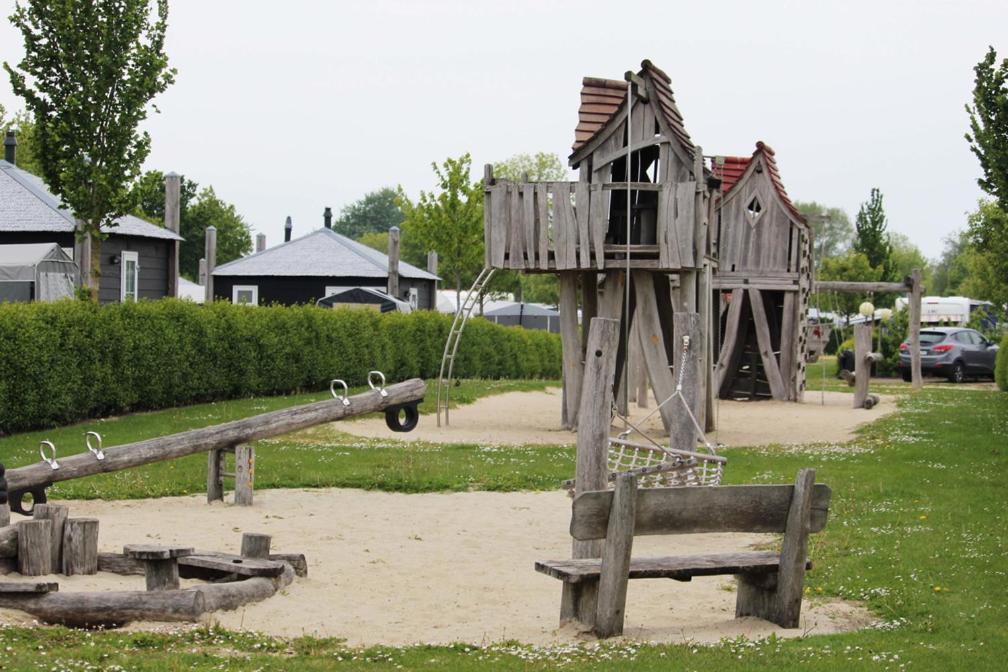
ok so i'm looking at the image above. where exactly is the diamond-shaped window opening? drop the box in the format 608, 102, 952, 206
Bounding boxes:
745, 196, 763, 225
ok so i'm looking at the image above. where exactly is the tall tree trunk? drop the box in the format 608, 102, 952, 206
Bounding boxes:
455, 273, 461, 314
89, 232, 102, 301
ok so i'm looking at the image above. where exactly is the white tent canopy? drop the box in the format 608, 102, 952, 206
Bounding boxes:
0, 242, 78, 302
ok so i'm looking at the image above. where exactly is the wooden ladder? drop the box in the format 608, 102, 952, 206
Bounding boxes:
436, 267, 496, 426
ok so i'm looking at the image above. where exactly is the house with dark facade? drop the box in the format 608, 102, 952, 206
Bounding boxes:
1, 133, 183, 303
211, 225, 439, 308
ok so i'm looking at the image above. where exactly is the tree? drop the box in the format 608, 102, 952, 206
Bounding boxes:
334, 187, 404, 239
5, 0, 176, 292
492, 152, 567, 182
966, 47, 1008, 209
964, 199, 1008, 307
930, 231, 972, 296
887, 232, 931, 286
397, 154, 484, 308
0, 104, 42, 175
813, 251, 881, 320
356, 229, 426, 268
793, 200, 853, 265
853, 188, 891, 273
130, 173, 251, 280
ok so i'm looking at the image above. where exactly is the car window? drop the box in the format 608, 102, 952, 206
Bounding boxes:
967, 331, 984, 345
919, 332, 945, 344
954, 332, 972, 344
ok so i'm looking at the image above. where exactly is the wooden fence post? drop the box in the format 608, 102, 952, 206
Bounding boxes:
33, 504, 67, 574
559, 273, 583, 430
62, 518, 99, 575
18, 519, 52, 576
909, 268, 923, 390
207, 448, 225, 503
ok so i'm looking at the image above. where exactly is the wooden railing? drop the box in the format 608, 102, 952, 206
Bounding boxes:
484, 180, 698, 272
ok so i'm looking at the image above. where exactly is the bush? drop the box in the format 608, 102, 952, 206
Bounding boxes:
0, 300, 562, 434
996, 333, 1008, 392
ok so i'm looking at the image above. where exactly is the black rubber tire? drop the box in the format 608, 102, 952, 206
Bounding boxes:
0, 462, 7, 506
948, 361, 966, 384
384, 404, 420, 433
901, 370, 912, 383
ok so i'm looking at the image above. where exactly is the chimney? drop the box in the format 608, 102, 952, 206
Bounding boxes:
164, 173, 181, 233
284, 216, 293, 242
323, 206, 333, 229
256, 233, 266, 252
426, 251, 438, 276
3, 129, 15, 165
387, 226, 400, 298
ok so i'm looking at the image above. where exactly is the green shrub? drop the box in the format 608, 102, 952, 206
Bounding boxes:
0, 300, 561, 433
996, 333, 1008, 391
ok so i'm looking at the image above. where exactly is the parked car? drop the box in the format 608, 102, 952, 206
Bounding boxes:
898, 327, 999, 383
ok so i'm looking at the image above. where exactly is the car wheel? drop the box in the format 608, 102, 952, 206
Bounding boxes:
948, 361, 966, 384
901, 370, 912, 382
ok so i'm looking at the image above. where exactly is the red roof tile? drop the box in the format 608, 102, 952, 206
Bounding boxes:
570, 61, 695, 162
715, 142, 806, 225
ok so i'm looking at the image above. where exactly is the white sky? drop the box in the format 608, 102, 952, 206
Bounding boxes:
1, 0, 1005, 258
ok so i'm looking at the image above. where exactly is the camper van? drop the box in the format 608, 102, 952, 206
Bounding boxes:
895, 296, 997, 326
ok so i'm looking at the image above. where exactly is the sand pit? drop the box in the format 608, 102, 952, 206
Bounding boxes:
0, 488, 872, 645
341, 388, 898, 447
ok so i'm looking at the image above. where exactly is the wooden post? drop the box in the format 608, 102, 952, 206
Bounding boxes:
853, 323, 872, 409
164, 172, 181, 299
773, 468, 815, 626
559, 273, 583, 430
234, 444, 254, 506
125, 545, 193, 591
635, 324, 649, 408
387, 226, 401, 299
670, 313, 702, 453
581, 273, 598, 358
18, 519, 52, 576
909, 268, 923, 390
0, 462, 8, 527
240, 533, 272, 559
204, 226, 217, 303
33, 504, 68, 574
563, 317, 619, 628
594, 472, 637, 638
207, 448, 225, 503
748, 288, 787, 400
62, 518, 99, 575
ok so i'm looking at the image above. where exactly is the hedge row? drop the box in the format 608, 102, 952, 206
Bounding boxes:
996, 332, 1008, 392
0, 300, 562, 434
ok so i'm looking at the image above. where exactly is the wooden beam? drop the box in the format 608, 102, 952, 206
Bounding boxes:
770, 468, 816, 627
6, 379, 427, 494
670, 313, 702, 453
633, 272, 677, 434
713, 289, 744, 394
779, 292, 798, 401
594, 473, 636, 638
853, 324, 872, 409
748, 288, 787, 400
813, 280, 910, 293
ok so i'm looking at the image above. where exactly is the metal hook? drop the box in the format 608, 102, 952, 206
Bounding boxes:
329, 379, 351, 407
368, 370, 388, 398
85, 431, 104, 460
39, 441, 59, 470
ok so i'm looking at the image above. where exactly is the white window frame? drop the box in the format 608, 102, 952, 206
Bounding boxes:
120, 251, 139, 302
232, 284, 259, 306
407, 287, 419, 309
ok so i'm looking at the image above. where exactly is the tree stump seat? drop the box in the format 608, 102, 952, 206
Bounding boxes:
123, 544, 194, 591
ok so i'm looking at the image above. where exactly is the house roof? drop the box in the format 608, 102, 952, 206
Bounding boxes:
212, 227, 440, 280
714, 142, 806, 225
570, 60, 695, 163
0, 160, 183, 241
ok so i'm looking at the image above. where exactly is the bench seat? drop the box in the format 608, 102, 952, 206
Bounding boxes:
536, 551, 811, 584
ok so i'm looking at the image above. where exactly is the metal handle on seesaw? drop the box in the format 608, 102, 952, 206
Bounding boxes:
39, 441, 60, 470
85, 431, 104, 460
330, 379, 351, 407
368, 370, 388, 398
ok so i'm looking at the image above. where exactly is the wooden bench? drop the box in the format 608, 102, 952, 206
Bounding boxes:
535, 468, 831, 637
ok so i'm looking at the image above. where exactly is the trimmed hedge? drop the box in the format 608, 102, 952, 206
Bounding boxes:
0, 300, 561, 434
996, 332, 1008, 392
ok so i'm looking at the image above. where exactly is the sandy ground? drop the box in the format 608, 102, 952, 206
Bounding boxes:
343, 388, 898, 447
0, 488, 873, 645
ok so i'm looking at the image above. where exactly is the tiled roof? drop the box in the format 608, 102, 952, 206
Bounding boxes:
570, 60, 695, 162
715, 142, 806, 225
212, 227, 440, 280
0, 160, 183, 241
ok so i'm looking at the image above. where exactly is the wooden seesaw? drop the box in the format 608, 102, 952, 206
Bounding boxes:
0, 375, 425, 627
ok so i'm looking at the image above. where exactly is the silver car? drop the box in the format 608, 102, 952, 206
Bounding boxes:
898, 327, 999, 383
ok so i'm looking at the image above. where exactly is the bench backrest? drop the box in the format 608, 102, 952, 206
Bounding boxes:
570, 478, 831, 541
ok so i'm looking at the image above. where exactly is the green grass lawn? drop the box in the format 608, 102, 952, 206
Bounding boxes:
1, 381, 1006, 670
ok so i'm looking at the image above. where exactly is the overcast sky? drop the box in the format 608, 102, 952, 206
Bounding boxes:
1, 0, 1005, 258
